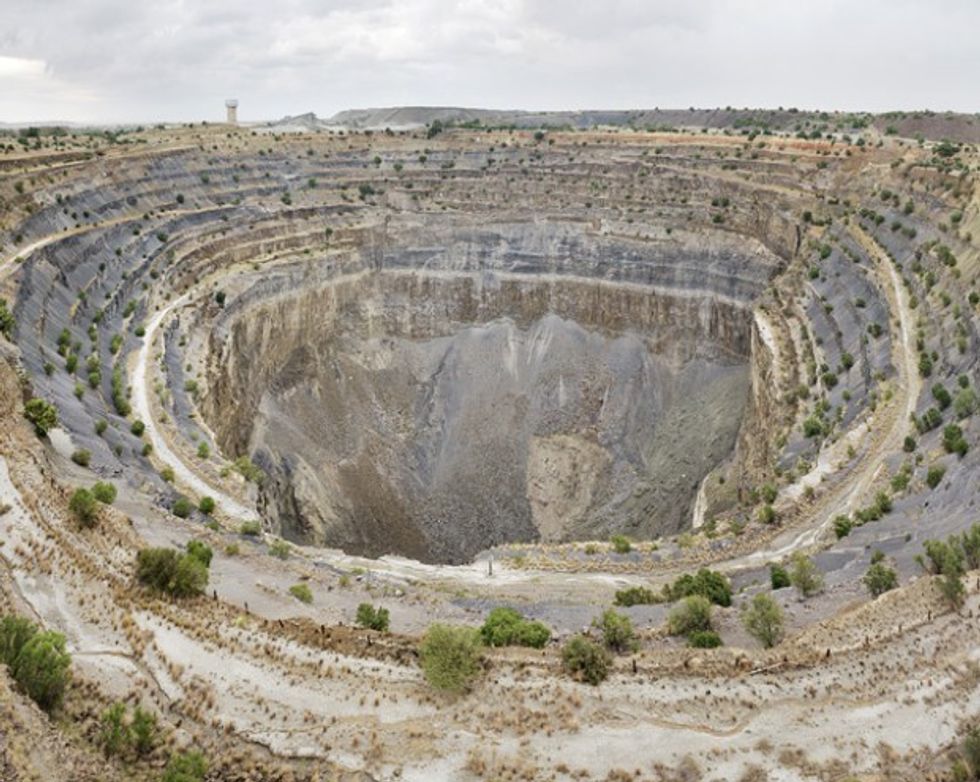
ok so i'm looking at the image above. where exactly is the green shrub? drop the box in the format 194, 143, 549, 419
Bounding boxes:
863, 561, 898, 598
289, 583, 313, 604
71, 448, 91, 467
196, 441, 210, 459
24, 398, 58, 436
593, 609, 637, 653
0, 298, 14, 339
561, 635, 610, 685
0, 616, 37, 666
741, 593, 784, 648
130, 706, 157, 756
944, 424, 969, 457
233, 456, 265, 483
240, 520, 261, 536
356, 603, 390, 632
69, 487, 98, 527
757, 503, 777, 524
770, 564, 791, 590
10, 630, 71, 712
419, 624, 483, 694
185, 540, 213, 567
788, 552, 824, 598
610, 534, 632, 554
926, 465, 946, 489
688, 630, 723, 648
171, 496, 193, 518
666, 569, 732, 607
613, 585, 661, 607
479, 607, 550, 648
197, 496, 216, 514
91, 481, 117, 504
130, 420, 145, 436
162, 750, 208, 782
832, 515, 853, 539
269, 539, 291, 559
667, 596, 713, 636
136, 547, 208, 597
100, 702, 129, 757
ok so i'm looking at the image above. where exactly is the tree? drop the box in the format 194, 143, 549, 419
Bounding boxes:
356, 603, 391, 632
23, 398, 57, 436
11, 630, 71, 712
741, 594, 784, 648
863, 561, 898, 598
788, 553, 824, 598
593, 609, 637, 653
561, 635, 610, 685
419, 624, 482, 694
69, 488, 98, 527
667, 596, 713, 636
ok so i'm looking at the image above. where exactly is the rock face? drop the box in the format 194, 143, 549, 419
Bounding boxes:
204, 219, 768, 563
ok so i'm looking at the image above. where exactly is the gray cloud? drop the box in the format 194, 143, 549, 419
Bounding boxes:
0, 0, 977, 123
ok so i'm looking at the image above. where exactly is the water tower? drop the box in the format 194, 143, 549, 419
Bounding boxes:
225, 99, 238, 125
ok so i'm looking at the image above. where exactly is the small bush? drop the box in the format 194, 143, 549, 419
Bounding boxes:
185, 540, 213, 567
788, 552, 824, 598
741, 593, 784, 648
240, 520, 261, 536
100, 702, 129, 757
614, 585, 661, 607
162, 750, 208, 782
289, 583, 313, 604
864, 561, 898, 598
24, 398, 58, 436
130, 420, 145, 437
91, 481, 117, 504
770, 564, 791, 590
594, 609, 638, 653
198, 496, 215, 514
171, 496, 193, 518
666, 569, 732, 607
6, 627, 71, 712
480, 607, 550, 648
136, 547, 208, 597
926, 465, 946, 489
419, 624, 483, 694
356, 603, 390, 632
269, 539, 291, 559
561, 635, 611, 685
71, 448, 91, 467
69, 487, 98, 527
610, 534, 632, 554
668, 596, 713, 636
130, 706, 157, 756
687, 630, 723, 648
196, 441, 210, 459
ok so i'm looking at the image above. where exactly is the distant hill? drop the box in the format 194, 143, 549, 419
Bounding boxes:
261, 106, 980, 143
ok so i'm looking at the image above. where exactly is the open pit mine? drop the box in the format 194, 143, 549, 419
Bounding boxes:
0, 108, 979, 781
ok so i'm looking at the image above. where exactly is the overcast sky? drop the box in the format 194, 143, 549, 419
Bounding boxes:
1, 0, 978, 123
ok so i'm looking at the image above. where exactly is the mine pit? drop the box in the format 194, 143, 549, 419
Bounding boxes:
203, 266, 755, 562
